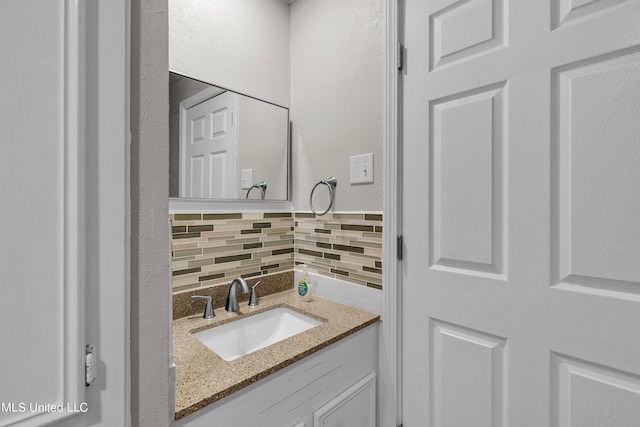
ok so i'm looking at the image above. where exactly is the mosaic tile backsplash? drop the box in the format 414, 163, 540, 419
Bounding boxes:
170, 212, 382, 293
170, 212, 295, 292
294, 213, 382, 290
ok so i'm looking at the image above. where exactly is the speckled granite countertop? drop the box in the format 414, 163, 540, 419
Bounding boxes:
173, 290, 380, 420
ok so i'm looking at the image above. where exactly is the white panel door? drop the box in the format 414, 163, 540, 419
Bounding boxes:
0, 1, 85, 426
402, 1, 640, 426
181, 91, 236, 198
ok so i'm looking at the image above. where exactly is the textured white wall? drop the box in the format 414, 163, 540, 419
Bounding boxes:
131, 0, 171, 425
290, 0, 384, 212
169, 0, 290, 108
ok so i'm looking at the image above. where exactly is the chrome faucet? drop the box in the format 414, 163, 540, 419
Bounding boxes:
225, 278, 250, 312
191, 295, 215, 319
248, 281, 262, 306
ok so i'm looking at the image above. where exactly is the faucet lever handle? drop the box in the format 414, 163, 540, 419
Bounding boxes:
248, 281, 262, 307
191, 295, 215, 319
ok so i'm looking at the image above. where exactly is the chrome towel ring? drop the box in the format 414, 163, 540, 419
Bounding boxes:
310, 177, 337, 216
246, 182, 267, 199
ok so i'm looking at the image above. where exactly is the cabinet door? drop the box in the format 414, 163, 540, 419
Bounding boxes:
313, 373, 376, 427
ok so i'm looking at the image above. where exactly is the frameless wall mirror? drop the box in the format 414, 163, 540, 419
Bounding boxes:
169, 72, 290, 201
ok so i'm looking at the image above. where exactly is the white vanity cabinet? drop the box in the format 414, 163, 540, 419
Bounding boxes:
173, 322, 379, 427
313, 372, 376, 427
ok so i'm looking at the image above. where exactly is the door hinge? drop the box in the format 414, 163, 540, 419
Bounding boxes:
85, 344, 96, 387
397, 235, 403, 261
397, 43, 404, 71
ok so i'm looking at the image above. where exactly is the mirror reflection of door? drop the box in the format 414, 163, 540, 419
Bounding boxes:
180, 90, 237, 198
169, 72, 290, 201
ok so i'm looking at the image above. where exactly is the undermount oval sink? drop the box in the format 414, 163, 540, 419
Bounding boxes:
192, 307, 323, 361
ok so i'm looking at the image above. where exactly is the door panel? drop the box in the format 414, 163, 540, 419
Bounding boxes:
182, 91, 236, 198
190, 155, 205, 197
552, 50, 640, 293
0, 1, 85, 426
430, 83, 506, 276
431, 321, 506, 427
552, 354, 640, 427
553, 0, 632, 29
190, 114, 206, 143
430, 0, 506, 70
209, 151, 229, 199
402, 0, 640, 425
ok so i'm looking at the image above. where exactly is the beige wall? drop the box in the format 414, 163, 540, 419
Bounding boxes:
131, 0, 170, 425
169, 0, 290, 108
290, 0, 384, 212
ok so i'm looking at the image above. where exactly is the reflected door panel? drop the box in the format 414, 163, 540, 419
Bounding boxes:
182, 91, 236, 199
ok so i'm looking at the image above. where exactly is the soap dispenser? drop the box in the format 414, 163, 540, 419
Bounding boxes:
297, 264, 313, 302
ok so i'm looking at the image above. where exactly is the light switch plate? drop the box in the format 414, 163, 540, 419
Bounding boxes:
349, 153, 374, 184
241, 169, 253, 189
